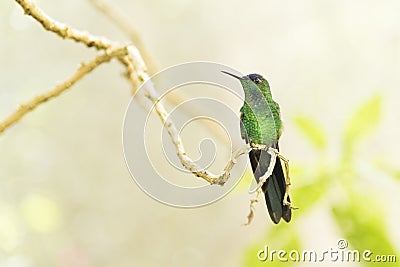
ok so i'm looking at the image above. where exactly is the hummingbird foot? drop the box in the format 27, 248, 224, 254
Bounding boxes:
250, 142, 268, 150
283, 193, 298, 210
273, 149, 298, 210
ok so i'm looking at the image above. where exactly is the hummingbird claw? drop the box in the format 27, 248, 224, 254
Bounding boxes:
250, 142, 268, 151
283, 198, 298, 210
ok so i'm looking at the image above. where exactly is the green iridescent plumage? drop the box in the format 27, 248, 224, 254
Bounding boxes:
238, 76, 282, 146
222, 71, 291, 224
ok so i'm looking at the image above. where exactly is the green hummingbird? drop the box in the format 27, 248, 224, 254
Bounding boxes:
222, 71, 292, 224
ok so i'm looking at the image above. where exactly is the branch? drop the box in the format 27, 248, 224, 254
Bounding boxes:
88, 0, 231, 144
15, 0, 116, 50
15, 0, 148, 94
8, 0, 248, 187
142, 64, 252, 185
0, 47, 128, 134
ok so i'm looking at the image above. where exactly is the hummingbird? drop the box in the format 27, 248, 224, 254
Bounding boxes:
222, 71, 292, 224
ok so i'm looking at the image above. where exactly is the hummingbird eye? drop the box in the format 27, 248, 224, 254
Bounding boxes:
254, 77, 261, 84
248, 74, 263, 84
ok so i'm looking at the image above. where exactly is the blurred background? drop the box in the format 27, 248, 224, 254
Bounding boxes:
1, 0, 399, 266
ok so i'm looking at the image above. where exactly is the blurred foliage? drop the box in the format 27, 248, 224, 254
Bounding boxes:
332, 189, 397, 267
375, 160, 400, 181
343, 95, 382, 165
293, 115, 327, 150
242, 94, 399, 266
243, 225, 301, 267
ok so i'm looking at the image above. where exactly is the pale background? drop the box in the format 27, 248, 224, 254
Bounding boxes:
0, 0, 399, 266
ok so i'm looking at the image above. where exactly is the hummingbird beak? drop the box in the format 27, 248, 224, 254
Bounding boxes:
221, 70, 243, 80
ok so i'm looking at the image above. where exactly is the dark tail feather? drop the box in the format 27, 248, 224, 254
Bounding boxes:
249, 147, 291, 224
273, 158, 292, 223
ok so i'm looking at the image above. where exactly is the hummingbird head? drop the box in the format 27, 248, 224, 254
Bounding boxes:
248, 73, 263, 83
221, 71, 270, 89
247, 73, 270, 88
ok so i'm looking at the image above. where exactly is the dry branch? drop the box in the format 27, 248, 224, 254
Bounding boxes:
89, 0, 158, 74
0, 47, 128, 134
3, 0, 250, 187
15, 0, 115, 50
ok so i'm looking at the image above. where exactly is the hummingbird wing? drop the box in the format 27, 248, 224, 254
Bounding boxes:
248, 144, 291, 224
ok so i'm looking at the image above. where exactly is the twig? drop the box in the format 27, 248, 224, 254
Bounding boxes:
15, 0, 115, 50
89, 0, 158, 74
243, 189, 262, 226
0, 47, 128, 134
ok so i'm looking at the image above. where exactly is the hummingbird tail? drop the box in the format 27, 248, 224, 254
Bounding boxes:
249, 147, 291, 224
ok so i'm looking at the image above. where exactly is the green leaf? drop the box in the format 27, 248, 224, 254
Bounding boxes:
293, 115, 327, 150
332, 190, 398, 267
343, 95, 382, 151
